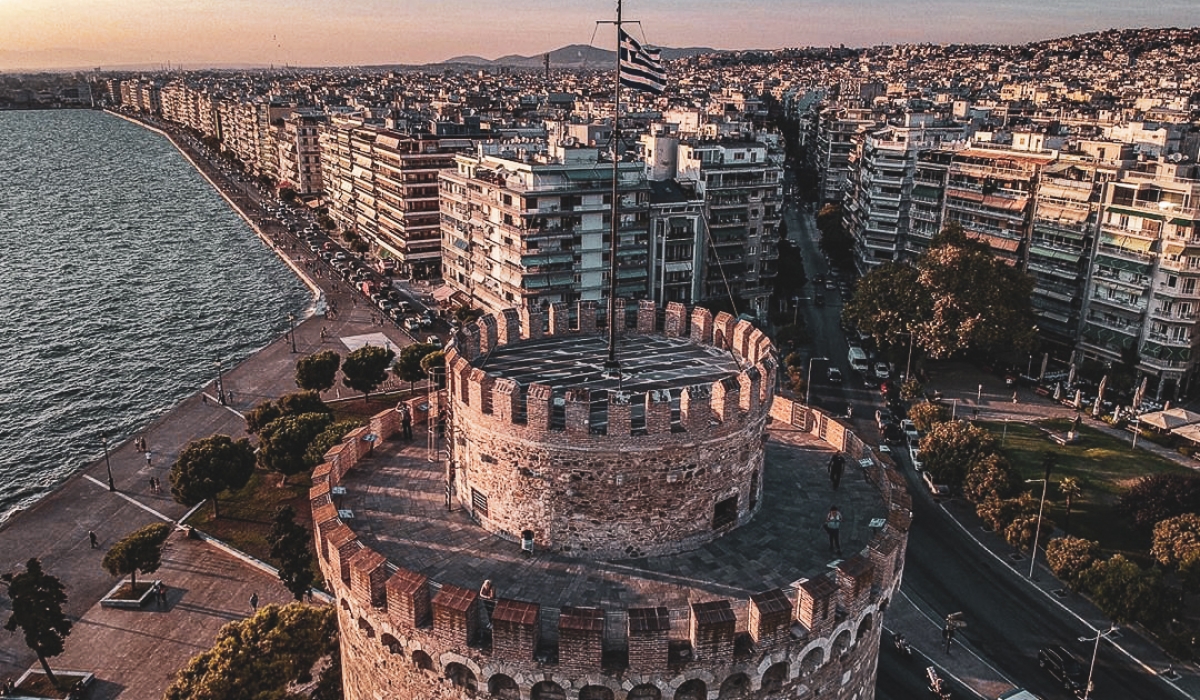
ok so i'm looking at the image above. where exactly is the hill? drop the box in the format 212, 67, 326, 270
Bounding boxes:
442, 43, 716, 68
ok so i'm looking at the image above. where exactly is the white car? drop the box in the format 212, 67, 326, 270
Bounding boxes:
901, 419, 920, 445
909, 446, 924, 471
922, 469, 949, 497
874, 362, 891, 380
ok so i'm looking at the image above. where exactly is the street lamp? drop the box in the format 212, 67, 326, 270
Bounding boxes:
1026, 477, 1048, 578
905, 330, 915, 382
949, 398, 959, 421
287, 313, 297, 353
101, 434, 115, 491
1078, 624, 1118, 700
805, 357, 829, 406
214, 359, 225, 405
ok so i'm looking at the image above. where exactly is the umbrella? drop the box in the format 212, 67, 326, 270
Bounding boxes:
1093, 375, 1108, 417
1053, 382, 1062, 401
1039, 353, 1049, 382
1067, 363, 1076, 388
1133, 376, 1148, 409
1074, 389, 1083, 409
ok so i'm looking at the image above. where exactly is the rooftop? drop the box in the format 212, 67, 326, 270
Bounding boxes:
336, 426, 887, 613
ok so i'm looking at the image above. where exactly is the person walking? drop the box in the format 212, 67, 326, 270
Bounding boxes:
89, 531, 98, 549
249, 592, 259, 612
828, 453, 845, 490
824, 505, 843, 556
145, 451, 152, 467
402, 407, 413, 441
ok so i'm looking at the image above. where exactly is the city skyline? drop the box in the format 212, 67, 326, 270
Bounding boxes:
2, 0, 1198, 72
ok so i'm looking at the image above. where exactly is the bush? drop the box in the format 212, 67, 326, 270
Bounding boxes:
1151, 513, 1200, 569
1046, 536, 1100, 587
920, 421, 999, 490
908, 401, 950, 432
1003, 513, 1056, 553
1118, 474, 1200, 528
1077, 554, 1179, 626
962, 453, 1020, 503
975, 493, 1036, 533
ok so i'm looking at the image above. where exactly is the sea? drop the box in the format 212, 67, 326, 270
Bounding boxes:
0, 109, 312, 521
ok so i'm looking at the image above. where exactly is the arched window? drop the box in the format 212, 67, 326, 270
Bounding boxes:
718, 673, 751, 699
579, 685, 613, 700
800, 647, 824, 676
857, 612, 874, 641
674, 679, 706, 700
530, 680, 566, 700
411, 649, 434, 671
488, 673, 520, 700
380, 633, 403, 656
627, 684, 662, 700
832, 629, 852, 657
444, 662, 477, 693
761, 662, 788, 693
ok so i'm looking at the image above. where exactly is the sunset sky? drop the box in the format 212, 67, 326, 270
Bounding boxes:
1, 0, 1196, 71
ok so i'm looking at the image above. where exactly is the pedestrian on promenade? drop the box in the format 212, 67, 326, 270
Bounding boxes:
89, 531, 98, 548
250, 592, 259, 612
401, 406, 413, 440
149, 476, 157, 493
828, 453, 844, 490
202, 393, 208, 405
227, 390, 235, 403
145, 451, 152, 467
824, 505, 842, 556
1012, 392, 1019, 404
158, 583, 168, 609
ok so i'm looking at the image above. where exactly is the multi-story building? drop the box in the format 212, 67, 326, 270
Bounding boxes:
647, 179, 705, 305
842, 117, 966, 271
1082, 158, 1200, 397
277, 110, 327, 198
440, 142, 651, 313
677, 139, 784, 318
812, 107, 877, 204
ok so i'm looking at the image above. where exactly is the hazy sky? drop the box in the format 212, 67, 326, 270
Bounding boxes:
1, 0, 1196, 70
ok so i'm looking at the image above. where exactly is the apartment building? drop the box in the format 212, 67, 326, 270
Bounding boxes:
647, 179, 705, 305
277, 110, 327, 197
1081, 158, 1200, 397
677, 139, 783, 318
812, 107, 878, 204
440, 142, 651, 313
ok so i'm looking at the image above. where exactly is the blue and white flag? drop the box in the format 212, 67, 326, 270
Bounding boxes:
619, 29, 666, 94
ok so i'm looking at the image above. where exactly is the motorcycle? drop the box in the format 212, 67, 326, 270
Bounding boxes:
926, 666, 951, 700
893, 632, 912, 657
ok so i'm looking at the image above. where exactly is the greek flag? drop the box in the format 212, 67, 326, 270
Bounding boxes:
619, 29, 666, 94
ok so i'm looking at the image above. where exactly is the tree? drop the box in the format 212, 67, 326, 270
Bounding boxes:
258, 412, 334, 483
420, 350, 447, 387
963, 453, 1019, 503
102, 522, 172, 589
169, 434, 256, 519
1058, 476, 1083, 536
245, 390, 330, 434
1118, 473, 1200, 528
267, 506, 315, 601
1077, 554, 1179, 626
1045, 536, 1100, 588
394, 342, 439, 391
2, 559, 72, 687
295, 350, 341, 393
305, 419, 366, 467
908, 400, 949, 432
1003, 512, 1055, 553
164, 603, 338, 700
1151, 513, 1200, 569
341, 344, 396, 401
844, 262, 925, 349
919, 420, 998, 490
816, 203, 855, 270
976, 493, 1037, 533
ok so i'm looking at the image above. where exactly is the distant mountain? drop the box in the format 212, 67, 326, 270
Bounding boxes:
442, 43, 717, 68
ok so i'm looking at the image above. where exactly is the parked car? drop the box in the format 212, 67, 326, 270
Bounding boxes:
405, 317, 421, 332
874, 362, 891, 380
901, 419, 920, 446
1037, 645, 1084, 694
909, 447, 924, 471
827, 367, 843, 384
426, 335, 443, 348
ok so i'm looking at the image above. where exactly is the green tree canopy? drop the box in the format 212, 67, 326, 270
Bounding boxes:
268, 506, 315, 601
102, 522, 172, 588
304, 419, 366, 468
918, 420, 999, 489
258, 412, 334, 482
962, 452, 1019, 503
908, 400, 949, 432
245, 390, 331, 435
164, 603, 338, 700
1118, 473, 1200, 528
2, 558, 72, 687
294, 350, 341, 393
1151, 513, 1200, 569
169, 434, 256, 519
420, 349, 447, 382
342, 344, 396, 401
1077, 554, 1179, 626
846, 223, 1036, 359
1045, 536, 1100, 588
394, 343, 439, 390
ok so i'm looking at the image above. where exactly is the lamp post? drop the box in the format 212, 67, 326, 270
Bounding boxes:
1131, 416, 1140, 450
101, 434, 115, 491
1026, 477, 1048, 578
214, 359, 225, 405
1078, 624, 1118, 700
950, 398, 959, 421
287, 313, 297, 353
905, 331, 915, 382
806, 356, 829, 406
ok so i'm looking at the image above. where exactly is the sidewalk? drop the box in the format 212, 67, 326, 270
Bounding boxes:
0, 116, 412, 692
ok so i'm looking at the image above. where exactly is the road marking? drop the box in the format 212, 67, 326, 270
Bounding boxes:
940, 500, 1194, 700
84, 475, 175, 523
894, 588, 1013, 698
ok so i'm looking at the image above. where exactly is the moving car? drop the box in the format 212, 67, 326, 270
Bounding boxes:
1037, 645, 1084, 694
827, 367, 843, 384
874, 362, 891, 380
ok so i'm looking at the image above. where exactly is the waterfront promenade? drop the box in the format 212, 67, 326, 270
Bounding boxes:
0, 112, 410, 697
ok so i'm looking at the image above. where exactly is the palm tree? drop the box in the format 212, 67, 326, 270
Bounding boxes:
1059, 477, 1082, 536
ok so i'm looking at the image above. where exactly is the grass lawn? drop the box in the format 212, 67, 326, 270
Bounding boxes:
983, 417, 1195, 558
184, 469, 318, 581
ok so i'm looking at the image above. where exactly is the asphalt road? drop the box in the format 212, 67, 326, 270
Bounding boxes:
782, 202, 1174, 700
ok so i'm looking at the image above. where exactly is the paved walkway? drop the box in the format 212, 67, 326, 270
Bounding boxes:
0, 115, 412, 693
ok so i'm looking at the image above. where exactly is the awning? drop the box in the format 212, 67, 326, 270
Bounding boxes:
1171, 423, 1200, 444
913, 184, 940, 199
1029, 247, 1081, 263
1094, 254, 1151, 274
946, 187, 983, 202
1107, 206, 1165, 221
966, 231, 1021, 252
1163, 242, 1185, 257
431, 286, 456, 302
1100, 232, 1154, 254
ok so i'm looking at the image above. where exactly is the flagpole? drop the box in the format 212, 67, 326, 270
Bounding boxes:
606, 0, 623, 374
